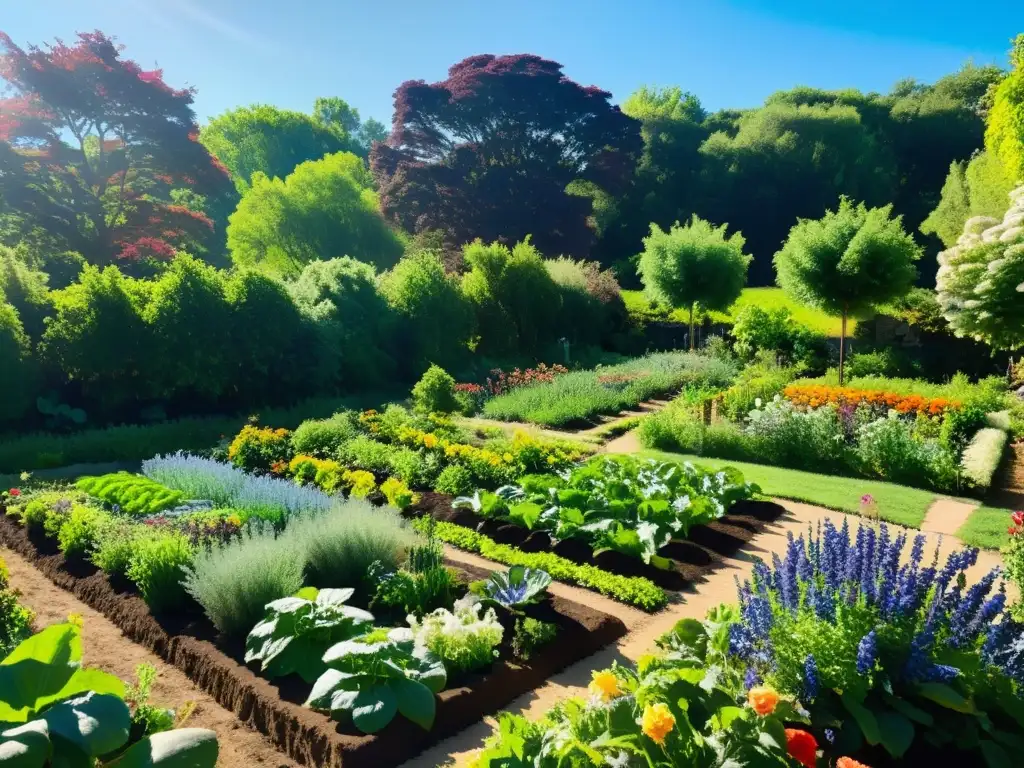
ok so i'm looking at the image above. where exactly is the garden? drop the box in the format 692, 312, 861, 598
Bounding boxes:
1, 19, 1024, 768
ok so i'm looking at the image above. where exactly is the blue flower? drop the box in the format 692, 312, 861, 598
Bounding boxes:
803, 654, 819, 700
744, 666, 762, 691
856, 630, 877, 675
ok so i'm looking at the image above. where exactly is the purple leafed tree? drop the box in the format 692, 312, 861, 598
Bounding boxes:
371, 54, 641, 260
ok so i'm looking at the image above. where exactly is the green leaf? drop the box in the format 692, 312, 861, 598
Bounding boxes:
917, 683, 975, 714
713, 706, 744, 730
42, 692, 130, 759
391, 677, 436, 731
315, 588, 355, 608
106, 728, 218, 768
509, 502, 543, 530
875, 710, 915, 758
0, 721, 50, 768
979, 740, 1013, 768
350, 686, 397, 734
293, 587, 319, 601
883, 693, 933, 726
841, 693, 881, 745
0, 625, 81, 722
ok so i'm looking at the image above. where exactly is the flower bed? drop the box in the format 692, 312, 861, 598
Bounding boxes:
0, 505, 626, 768
783, 383, 960, 416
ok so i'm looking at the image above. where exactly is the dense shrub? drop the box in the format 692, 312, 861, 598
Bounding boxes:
92, 522, 147, 578
288, 257, 397, 390
75, 473, 184, 516
461, 238, 562, 357
854, 412, 957, 488
289, 411, 359, 458
411, 364, 459, 414
545, 257, 623, 347
0, 555, 33, 660
719, 355, 797, 421
960, 427, 1009, 491
126, 531, 194, 613
434, 464, 475, 496
380, 249, 473, 373
0, 300, 37, 426
56, 504, 108, 558
731, 305, 830, 373
0, 247, 52, 342
227, 425, 292, 474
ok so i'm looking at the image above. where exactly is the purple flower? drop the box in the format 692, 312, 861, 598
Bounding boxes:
744, 666, 762, 690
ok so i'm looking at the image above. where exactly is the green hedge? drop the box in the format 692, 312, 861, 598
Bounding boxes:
414, 518, 667, 611
961, 427, 1009, 492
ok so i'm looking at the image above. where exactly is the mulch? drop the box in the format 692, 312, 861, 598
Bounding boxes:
408, 492, 786, 591
0, 510, 626, 768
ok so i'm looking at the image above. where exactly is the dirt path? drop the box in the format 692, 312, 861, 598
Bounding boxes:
1, 545, 299, 768
404, 499, 1009, 768
990, 442, 1024, 510
920, 497, 978, 536
602, 428, 642, 454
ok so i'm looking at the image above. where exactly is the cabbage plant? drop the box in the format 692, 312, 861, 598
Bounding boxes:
483, 566, 552, 608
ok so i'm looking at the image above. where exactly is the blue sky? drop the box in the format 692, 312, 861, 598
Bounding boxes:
2, 1, 1020, 126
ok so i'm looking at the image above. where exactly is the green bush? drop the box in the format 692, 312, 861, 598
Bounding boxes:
961, 427, 1009, 492
434, 464, 475, 495
940, 404, 988, 455
75, 472, 184, 516
227, 425, 293, 474
855, 413, 957, 489
511, 617, 558, 661
386, 447, 439, 488
57, 504, 109, 558
126, 531, 194, 614
290, 502, 421, 589
731, 305, 830, 372
414, 518, 667, 611
183, 524, 305, 638
290, 411, 359, 458
0, 299, 37, 427
338, 435, 393, 474
411, 364, 459, 414
92, 521, 146, 578
0, 555, 33, 661
719, 355, 797, 421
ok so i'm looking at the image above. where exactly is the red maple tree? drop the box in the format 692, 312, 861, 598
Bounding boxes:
0, 30, 231, 266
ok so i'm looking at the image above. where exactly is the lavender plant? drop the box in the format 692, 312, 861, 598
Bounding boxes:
728, 518, 1024, 763
142, 453, 332, 525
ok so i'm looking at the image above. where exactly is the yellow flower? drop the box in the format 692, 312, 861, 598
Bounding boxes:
547, 455, 557, 464
67, 613, 84, 628
422, 434, 438, 449
588, 670, 622, 701
641, 702, 675, 745
503, 452, 513, 462
747, 686, 780, 716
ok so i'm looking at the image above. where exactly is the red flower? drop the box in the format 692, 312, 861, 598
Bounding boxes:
1012, 511, 1024, 527
8, 488, 20, 497
784, 729, 818, 768
1009, 526, 1020, 536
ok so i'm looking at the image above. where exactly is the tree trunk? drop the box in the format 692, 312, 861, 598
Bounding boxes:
689, 304, 695, 351
839, 305, 848, 386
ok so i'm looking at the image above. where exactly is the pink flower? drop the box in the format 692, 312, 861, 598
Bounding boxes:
8, 488, 20, 497
861, 494, 875, 505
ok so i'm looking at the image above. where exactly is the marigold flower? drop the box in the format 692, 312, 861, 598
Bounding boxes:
588, 670, 622, 701
747, 686, 779, 715
784, 729, 818, 768
836, 758, 870, 768
641, 702, 675, 745
422, 434, 438, 449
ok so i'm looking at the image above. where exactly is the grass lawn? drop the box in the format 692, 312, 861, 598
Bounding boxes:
622, 287, 852, 337
635, 449, 938, 529
956, 505, 1012, 550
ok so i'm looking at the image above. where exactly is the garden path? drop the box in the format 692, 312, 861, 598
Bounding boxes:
601, 427, 642, 454
990, 442, 1024, 511
920, 497, 979, 536
406, 499, 1009, 768
0, 543, 300, 768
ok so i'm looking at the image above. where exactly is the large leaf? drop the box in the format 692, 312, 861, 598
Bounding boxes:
916, 683, 975, 714
351, 686, 397, 734
484, 566, 552, 608
883, 693, 933, 726
875, 710, 915, 758
107, 728, 218, 768
979, 740, 1013, 768
508, 502, 543, 531
841, 693, 881, 746
391, 677, 436, 731
0, 721, 50, 768
0, 626, 80, 722
42, 692, 130, 759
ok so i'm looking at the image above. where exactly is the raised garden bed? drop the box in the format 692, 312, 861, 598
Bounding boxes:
0, 508, 626, 768
408, 491, 785, 591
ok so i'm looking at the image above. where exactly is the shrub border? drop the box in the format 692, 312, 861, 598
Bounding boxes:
413, 517, 668, 611
961, 427, 1009, 492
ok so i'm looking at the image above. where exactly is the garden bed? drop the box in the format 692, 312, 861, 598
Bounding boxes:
408, 491, 785, 591
0, 508, 626, 768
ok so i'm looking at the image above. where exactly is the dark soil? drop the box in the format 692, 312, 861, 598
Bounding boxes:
0, 511, 625, 768
408, 492, 785, 591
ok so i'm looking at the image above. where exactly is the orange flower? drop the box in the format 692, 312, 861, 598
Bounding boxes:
641, 702, 675, 745
588, 670, 622, 701
836, 758, 871, 768
784, 729, 818, 768
747, 686, 780, 715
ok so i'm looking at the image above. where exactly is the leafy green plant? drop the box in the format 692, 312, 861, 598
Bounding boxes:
369, 540, 458, 617
91, 521, 146, 578
381, 476, 416, 510
411, 364, 459, 413
434, 464, 475, 495
56, 504, 108, 558
290, 411, 360, 458
126, 532, 194, 614
0, 556, 33, 662
455, 455, 757, 567
511, 617, 557, 661
413, 518, 667, 611
482, 566, 551, 609
75, 473, 184, 516
0, 622, 218, 766
305, 631, 447, 733
245, 587, 374, 683
124, 663, 175, 736
407, 595, 504, 676
227, 425, 293, 474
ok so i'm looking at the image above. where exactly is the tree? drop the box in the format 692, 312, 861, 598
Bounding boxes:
637, 217, 751, 349
985, 35, 1024, 186
226, 152, 403, 275
313, 97, 387, 158
0, 298, 36, 425
0, 31, 231, 269
371, 54, 641, 259
936, 185, 1024, 350
775, 199, 921, 383
201, 104, 352, 193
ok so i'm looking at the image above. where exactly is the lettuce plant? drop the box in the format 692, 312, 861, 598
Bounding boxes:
245, 587, 374, 683
305, 630, 446, 733
407, 595, 504, 675
483, 566, 551, 609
